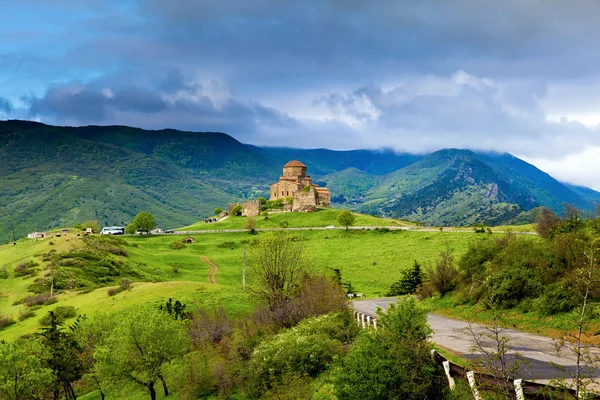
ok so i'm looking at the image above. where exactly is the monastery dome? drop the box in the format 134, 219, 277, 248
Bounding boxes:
283, 160, 306, 168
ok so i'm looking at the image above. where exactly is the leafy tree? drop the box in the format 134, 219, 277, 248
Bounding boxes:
131, 212, 156, 234
334, 297, 446, 400
213, 207, 223, 215
247, 231, 312, 326
387, 260, 423, 296
83, 220, 100, 234
39, 312, 84, 400
231, 205, 242, 216
94, 305, 189, 400
125, 223, 136, 234
257, 197, 267, 205
0, 339, 54, 400
337, 210, 355, 230
74, 314, 117, 400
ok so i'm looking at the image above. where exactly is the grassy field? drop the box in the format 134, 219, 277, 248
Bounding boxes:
177, 207, 415, 230
0, 221, 492, 340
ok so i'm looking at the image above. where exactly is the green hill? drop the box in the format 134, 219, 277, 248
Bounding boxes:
1, 120, 598, 241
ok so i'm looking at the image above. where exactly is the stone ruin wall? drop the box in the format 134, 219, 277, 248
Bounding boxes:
291, 190, 317, 212
242, 200, 261, 217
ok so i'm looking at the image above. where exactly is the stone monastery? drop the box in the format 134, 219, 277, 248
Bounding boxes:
235, 160, 331, 217
269, 160, 331, 212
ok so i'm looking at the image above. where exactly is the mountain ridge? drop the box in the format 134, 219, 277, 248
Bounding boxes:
0, 120, 597, 241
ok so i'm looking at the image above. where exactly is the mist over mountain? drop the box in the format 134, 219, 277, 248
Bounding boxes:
1, 120, 597, 241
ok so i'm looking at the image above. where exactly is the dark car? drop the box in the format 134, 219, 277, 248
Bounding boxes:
165, 229, 175, 233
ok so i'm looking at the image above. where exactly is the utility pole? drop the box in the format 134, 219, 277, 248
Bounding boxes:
242, 246, 246, 290
10, 222, 16, 244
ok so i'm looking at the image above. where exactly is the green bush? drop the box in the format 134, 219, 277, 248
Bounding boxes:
39, 306, 77, 326
0, 267, 7, 279
0, 315, 15, 330
18, 308, 36, 321
533, 281, 578, 316
231, 205, 242, 216
170, 241, 185, 250
333, 297, 446, 400
249, 313, 350, 392
487, 265, 543, 309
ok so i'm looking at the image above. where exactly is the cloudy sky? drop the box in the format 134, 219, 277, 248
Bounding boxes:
3, 1, 600, 189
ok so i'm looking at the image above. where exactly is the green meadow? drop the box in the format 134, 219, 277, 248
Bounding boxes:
0, 212, 494, 340
177, 207, 413, 230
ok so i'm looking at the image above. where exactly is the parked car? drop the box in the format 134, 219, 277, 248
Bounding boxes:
165, 229, 174, 233
326, 225, 335, 229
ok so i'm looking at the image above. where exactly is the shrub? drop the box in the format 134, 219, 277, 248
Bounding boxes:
120, 278, 132, 290
0, 267, 8, 279
22, 293, 54, 307
231, 205, 242, 216
0, 315, 15, 330
107, 287, 121, 296
39, 306, 77, 326
188, 304, 234, 346
387, 260, 423, 296
333, 297, 446, 400
170, 241, 186, 250
279, 220, 289, 228
48, 241, 55, 246
249, 313, 349, 393
18, 308, 36, 321
172, 265, 180, 274
426, 249, 458, 296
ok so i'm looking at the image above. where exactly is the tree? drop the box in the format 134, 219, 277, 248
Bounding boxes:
73, 314, 118, 400
0, 339, 54, 400
425, 248, 458, 296
334, 297, 446, 400
131, 212, 156, 234
247, 231, 312, 325
39, 312, 84, 400
213, 208, 223, 215
125, 223, 136, 235
231, 205, 242, 216
337, 210, 355, 230
83, 220, 100, 234
94, 305, 189, 400
245, 216, 256, 233
387, 260, 423, 296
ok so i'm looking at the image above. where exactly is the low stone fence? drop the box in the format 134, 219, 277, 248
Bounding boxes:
352, 311, 600, 400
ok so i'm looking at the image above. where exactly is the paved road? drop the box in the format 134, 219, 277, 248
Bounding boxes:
165, 225, 537, 235
353, 298, 600, 383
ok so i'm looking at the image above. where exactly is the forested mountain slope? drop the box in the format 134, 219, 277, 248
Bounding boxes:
0, 120, 597, 240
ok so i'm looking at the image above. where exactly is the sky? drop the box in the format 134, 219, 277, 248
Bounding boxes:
2, 1, 600, 189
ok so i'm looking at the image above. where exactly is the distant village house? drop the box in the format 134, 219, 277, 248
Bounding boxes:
27, 232, 47, 239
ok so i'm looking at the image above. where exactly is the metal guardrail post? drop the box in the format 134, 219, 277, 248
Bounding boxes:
467, 371, 482, 400
514, 379, 525, 400
443, 361, 455, 390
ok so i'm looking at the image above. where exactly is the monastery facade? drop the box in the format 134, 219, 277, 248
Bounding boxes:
269, 160, 330, 212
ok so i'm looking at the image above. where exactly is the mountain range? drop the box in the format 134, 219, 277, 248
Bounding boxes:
1, 120, 598, 242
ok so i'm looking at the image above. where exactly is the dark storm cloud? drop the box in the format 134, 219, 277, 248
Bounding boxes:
24, 74, 299, 140
3, 0, 600, 187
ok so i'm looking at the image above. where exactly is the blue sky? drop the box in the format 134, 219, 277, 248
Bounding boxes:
3, 1, 600, 189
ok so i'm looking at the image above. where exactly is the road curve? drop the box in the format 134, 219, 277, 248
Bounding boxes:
353, 298, 600, 383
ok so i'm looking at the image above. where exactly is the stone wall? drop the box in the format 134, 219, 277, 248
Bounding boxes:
242, 200, 261, 217
292, 190, 317, 212
270, 180, 302, 200
227, 203, 239, 215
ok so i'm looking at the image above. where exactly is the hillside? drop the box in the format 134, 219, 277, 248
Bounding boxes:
345, 149, 596, 226
1, 120, 598, 241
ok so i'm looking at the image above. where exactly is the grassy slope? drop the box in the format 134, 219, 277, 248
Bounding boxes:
178, 208, 414, 230
0, 221, 487, 340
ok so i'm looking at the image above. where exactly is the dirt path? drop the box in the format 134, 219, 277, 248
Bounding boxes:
200, 256, 219, 284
